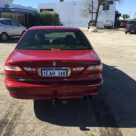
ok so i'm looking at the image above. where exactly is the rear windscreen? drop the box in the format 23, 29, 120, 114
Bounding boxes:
128, 21, 136, 24
16, 29, 92, 50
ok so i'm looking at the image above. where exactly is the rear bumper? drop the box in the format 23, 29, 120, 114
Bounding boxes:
125, 28, 136, 32
5, 78, 103, 100
125, 28, 129, 32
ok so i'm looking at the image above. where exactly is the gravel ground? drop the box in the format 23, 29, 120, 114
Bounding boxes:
0, 31, 136, 136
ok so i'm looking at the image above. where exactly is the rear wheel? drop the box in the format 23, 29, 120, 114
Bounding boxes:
0, 33, 8, 42
125, 31, 127, 34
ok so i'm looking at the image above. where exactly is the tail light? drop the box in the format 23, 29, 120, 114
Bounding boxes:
127, 24, 129, 27
71, 67, 85, 74
5, 65, 27, 75
23, 67, 37, 74
82, 64, 103, 74
73, 67, 84, 71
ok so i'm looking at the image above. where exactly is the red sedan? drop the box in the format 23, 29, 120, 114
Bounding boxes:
4, 26, 103, 100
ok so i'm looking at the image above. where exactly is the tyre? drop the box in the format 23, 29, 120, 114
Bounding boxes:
21, 31, 25, 36
125, 31, 127, 34
0, 33, 8, 42
104, 26, 107, 29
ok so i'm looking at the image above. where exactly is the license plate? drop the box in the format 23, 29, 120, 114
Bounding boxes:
41, 69, 67, 77
131, 30, 134, 32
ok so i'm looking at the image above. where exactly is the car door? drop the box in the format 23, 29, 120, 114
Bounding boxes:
9, 20, 22, 36
130, 23, 136, 32
134, 22, 136, 31
1, 20, 14, 36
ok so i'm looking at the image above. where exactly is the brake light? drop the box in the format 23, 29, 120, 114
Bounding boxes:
73, 67, 84, 71
5, 66, 22, 71
127, 24, 129, 27
71, 67, 85, 74
5, 65, 27, 75
82, 64, 103, 74
24, 67, 36, 71
23, 67, 38, 74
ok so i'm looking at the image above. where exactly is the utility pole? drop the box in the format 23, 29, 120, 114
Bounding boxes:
134, 12, 136, 19
92, 0, 93, 21
129, 12, 131, 20
72, 1, 77, 27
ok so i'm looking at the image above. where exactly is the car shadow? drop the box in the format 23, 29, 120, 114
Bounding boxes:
0, 37, 20, 44
129, 32, 136, 35
34, 64, 136, 132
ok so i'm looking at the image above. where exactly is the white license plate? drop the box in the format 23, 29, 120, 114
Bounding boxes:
41, 69, 67, 77
131, 30, 134, 32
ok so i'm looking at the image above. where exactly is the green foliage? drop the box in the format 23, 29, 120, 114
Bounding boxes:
25, 11, 62, 28
130, 18, 136, 20
122, 14, 130, 20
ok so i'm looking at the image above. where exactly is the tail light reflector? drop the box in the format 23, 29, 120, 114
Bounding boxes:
71, 67, 85, 74
73, 67, 84, 71
82, 64, 103, 74
5, 65, 27, 75
24, 67, 36, 71
23, 67, 38, 74
5, 66, 22, 71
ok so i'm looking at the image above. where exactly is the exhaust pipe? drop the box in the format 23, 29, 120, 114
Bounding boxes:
52, 98, 58, 106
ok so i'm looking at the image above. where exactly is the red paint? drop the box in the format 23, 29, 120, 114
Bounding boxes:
5, 79, 103, 99
4, 26, 103, 100
6, 50, 99, 64
29, 26, 80, 30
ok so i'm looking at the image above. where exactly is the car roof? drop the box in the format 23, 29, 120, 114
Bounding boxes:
120, 20, 128, 22
28, 26, 80, 30
0, 18, 11, 21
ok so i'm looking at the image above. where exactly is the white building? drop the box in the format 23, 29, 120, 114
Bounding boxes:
38, 0, 116, 28
0, 0, 37, 26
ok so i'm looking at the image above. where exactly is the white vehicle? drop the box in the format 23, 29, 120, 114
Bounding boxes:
103, 20, 113, 29
0, 18, 26, 42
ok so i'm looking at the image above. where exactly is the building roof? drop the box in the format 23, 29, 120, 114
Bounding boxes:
0, 8, 37, 14
29, 26, 80, 30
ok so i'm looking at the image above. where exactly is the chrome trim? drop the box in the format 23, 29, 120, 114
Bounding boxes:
89, 78, 103, 87
53, 61, 56, 66
38, 67, 71, 77
18, 79, 25, 82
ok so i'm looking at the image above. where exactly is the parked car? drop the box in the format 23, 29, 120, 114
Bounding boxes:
120, 20, 128, 28
103, 20, 113, 29
0, 18, 26, 42
125, 20, 136, 34
4, 26, 103, 102
88, 20, 95, 29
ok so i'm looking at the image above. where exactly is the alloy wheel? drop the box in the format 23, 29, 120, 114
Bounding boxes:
2, 34, 8, 41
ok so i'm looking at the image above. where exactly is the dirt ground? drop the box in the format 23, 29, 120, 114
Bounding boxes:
0, 31, 136, 136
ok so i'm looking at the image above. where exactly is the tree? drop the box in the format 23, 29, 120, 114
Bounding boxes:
122, 14, 130, 20
131, 18, 136, 20
81, 0, 122, 26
